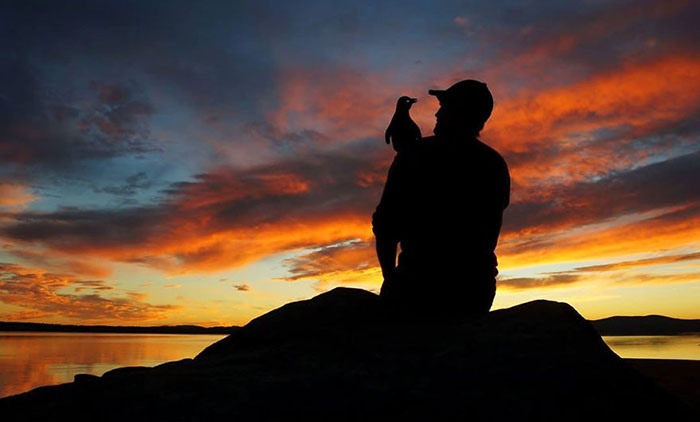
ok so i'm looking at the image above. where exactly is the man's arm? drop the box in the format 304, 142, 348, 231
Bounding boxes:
372, 156, 403, 280
485, 156, 511, 252
375, 236, 398, 281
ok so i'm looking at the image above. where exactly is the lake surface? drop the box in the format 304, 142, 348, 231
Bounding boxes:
602, 335, 700, 361
0, 332, 698, 398
0, 332, 226, 398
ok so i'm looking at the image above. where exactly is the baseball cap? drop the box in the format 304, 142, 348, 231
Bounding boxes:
429, 79, 493, 123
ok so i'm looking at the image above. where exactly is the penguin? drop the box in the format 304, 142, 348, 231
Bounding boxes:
385, 96, 421, 154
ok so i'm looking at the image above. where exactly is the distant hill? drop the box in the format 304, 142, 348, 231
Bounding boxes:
591, 315, 700, 335
0, 321, 239, 335
3, 314, 700, 336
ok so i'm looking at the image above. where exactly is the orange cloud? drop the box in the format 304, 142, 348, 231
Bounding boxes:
0, 145, 387, 276
499, 249, 700, 291
150, 215, 374, 275
499, 203, 700, 270
269, 67, 407, 143
498, 268, 700, 292
173, 168, 312, 210
606, 271, 700, 285
499, 274, 581, 290
0, 264, 178, 322
495, 0, 693, 71
488, 54, 700, 157
9, 248, 113, 278
233, 283, 250, 291
281, 240, 378, 284
573, 252, 700, 272
1, 310, 50, 321
0, 183, 36, 208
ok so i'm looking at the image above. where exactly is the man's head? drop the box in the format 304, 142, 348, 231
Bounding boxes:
430, 79, 493, 138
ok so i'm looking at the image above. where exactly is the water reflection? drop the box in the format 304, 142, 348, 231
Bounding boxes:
0, 332, 225, 398
1, 333, 698, 399
603, 335, 700, 360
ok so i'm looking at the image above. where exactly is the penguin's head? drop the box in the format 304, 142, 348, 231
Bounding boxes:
397, 96, 418, 110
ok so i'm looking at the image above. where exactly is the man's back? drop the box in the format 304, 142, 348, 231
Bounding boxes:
373, 135, 510, 306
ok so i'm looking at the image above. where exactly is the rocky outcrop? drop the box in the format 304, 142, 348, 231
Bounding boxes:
1, 287, 695, 421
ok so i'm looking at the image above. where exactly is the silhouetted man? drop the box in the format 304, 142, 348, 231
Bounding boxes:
372, 80, 510, 317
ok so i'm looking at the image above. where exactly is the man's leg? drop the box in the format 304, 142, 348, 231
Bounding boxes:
434, 274, 496, 319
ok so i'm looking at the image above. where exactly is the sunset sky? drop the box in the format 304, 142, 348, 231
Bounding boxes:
1, 0, 698, 326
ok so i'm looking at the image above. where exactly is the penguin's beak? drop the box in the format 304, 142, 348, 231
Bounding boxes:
409, 98, 418, 103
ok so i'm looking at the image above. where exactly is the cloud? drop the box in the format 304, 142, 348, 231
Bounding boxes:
488, 54, 700, 156
1, 310, 50, 321
573, 252, 700, 272
0, 62, 158, 170
498, 273, 581, 289
281, 239, 376, 282
453, 16, 469, 26
0, 183, 36, 208
607, 271, 700, 285
94, 171, 152, 196
498, 263, 700, 290
503, 151, 700, 236
0, 142, 387, 274
0, 143, 696, 281
1, 0, 698, 306
278, 239, 382, 290
488, 0, 696, 74
72, 80, 156, 158
0, 263, 177, 321
499, 202, 700, 269
233, 283, 250, 292
269, 66, 401, 144
9, 248, 113, 278
498, 249, 700, 291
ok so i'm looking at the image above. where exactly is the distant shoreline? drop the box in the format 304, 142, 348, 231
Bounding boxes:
2, 314, 700, 336
0, 321, 239, 335
591, 315, 700, 336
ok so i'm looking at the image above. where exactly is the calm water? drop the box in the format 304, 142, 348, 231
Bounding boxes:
0, 332, 226, 398
602, 335, 700, 361
0, 332, 698, 399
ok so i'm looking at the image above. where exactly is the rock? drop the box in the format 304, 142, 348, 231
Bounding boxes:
73, 374, 100, 384
102, 366, 151, 379
1, 287, 696, 421
197, 287, 382, 359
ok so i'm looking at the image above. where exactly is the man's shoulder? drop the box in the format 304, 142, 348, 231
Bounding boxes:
395, 136, 438, 163
415, 136, 439, 152
474, 139, 502, 158
474, 139, 508, 170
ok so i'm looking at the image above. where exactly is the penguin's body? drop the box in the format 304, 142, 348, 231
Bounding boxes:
385, 96, 421, 154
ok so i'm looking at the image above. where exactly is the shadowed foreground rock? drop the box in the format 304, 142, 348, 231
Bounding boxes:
1, 288, 696, 421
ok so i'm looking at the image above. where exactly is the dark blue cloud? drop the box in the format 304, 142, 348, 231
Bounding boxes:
504, 150, 700, 233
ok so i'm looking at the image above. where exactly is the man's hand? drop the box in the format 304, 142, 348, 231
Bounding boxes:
376, 236, 399, 299
379, 268, 398, 298
376, 237, 398, 280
